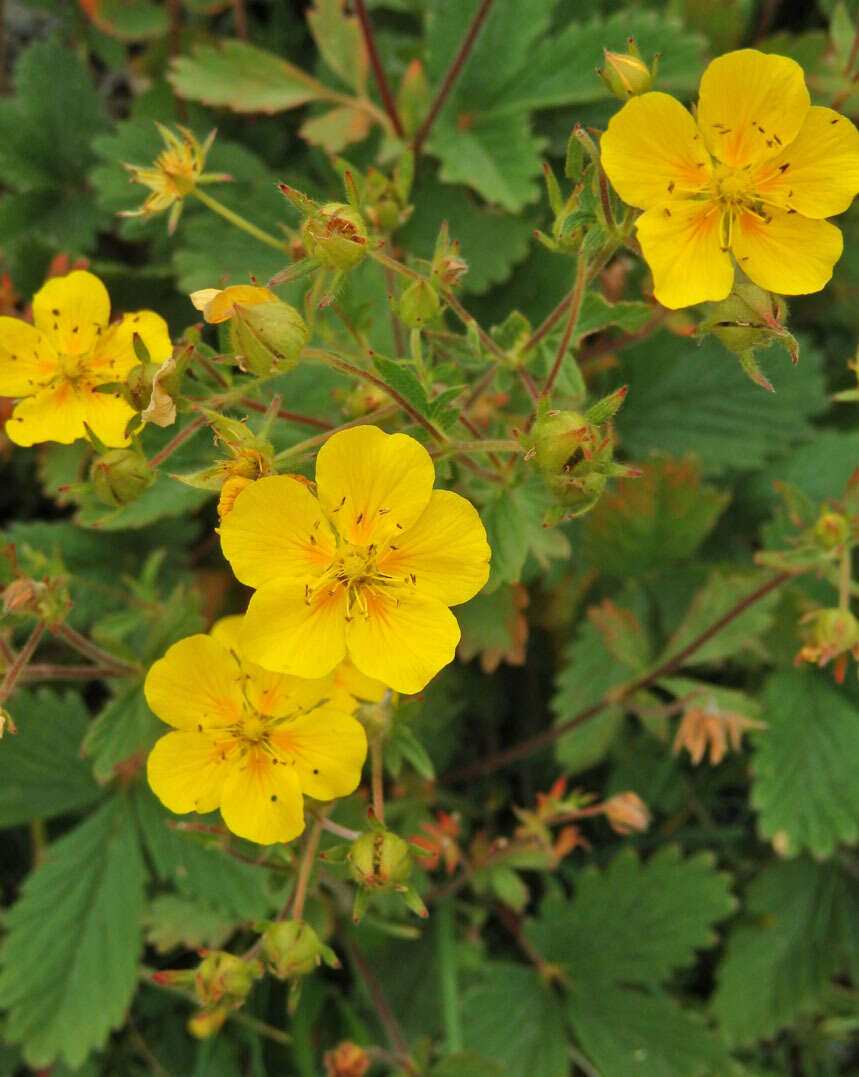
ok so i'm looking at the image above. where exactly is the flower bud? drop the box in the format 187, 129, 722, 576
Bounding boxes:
301, 203, 368, 270
599, 47, 657, 98
229, 299, 309, 377
814, 510, 850, 550
398, 279, 441, 329
193, 951, 261, 1008
349, 829, 413, 891
90, 449, 153, 507
188, 1003, 231, 1040
2, 578, 41, 614
256, 919, 339, 981
603, 792, 651, 834
0, 707, 18, 737
796, 607, 859, 681
343, 382, 390, 418
701, 282, 798, 390
325, 1042, 371, 1077
122, 362, 158, 412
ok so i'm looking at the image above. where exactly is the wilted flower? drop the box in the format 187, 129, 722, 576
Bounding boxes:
603, 792, 650, 834
673, 701, 765, 764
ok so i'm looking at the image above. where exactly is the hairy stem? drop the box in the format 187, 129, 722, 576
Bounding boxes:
542, 255, 589, 398
0, 622, 44, 703
371, 738, 385, 824
354, 0, 405, 138
149, 415, 207, 469
192, 188, 290, 252
52, 622, 141, 677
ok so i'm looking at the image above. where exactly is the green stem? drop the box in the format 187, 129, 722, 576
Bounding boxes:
436, 897, 463, 1053
273, 403, 398, 464
542, 254, 589, 398
192, 188, 290, 253
839, 545, 853, 612
291, 818, 324, 920
0, 621, 44, 703
433, 439, 520, 456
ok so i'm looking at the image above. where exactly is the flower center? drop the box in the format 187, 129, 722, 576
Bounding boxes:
238, 712, 271, 745
305, 540, 413, 620
710, 165, 755, 207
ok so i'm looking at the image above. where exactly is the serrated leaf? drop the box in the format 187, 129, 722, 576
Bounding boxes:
0, 795, 145, 1068
711, 858, 856, 1044
396, 173, 536, 294
659, 568, 779, 668
462, 964, 567, 1076
581, 456, 729, 576
0, 689, 102, 827
752, 670, 859, 857
371, 355, 430, 415
134, 787, 276, 919
307, 0, 368, 91
617, 334, 828, 477
85, 0, 169, 40
299, 105, 372, 152
144, 895, 235, 954
457, 585, 527, 672
82, 684, 162, 784
573, 292, 653, 346
526, 846, 736, 986
551, 618, 629, 774
170, 41, 328, 113
428, 109, 544, 211
481, 476, 550, 590
568, 980, 729, 1077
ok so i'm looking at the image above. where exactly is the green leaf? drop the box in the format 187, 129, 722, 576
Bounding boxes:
144, 895, 236, 954
372, 355, 430, 416
527, 846, 736, 987
307, 0, 368, 91
134, 787, 276, 919
396, 173, 536, 294
573, 292, 653, 346
85, 0, 169, 40
457, 585, 526, 671
567, 980, 728, 1077
462, 964, 567, 1076
712, 858, 857, 1044
0, 689, 102, 827
551, 618, 630, 774
482, 476, 553, 590
751, 670, 859, 857
428, 109, 544, 212
617, 334, 828, 477
169, 41, 328, 114
429, 1053, 503, 1077
658, 568, 779, 668
82, 684, 162, 784
581, 456, 729, 576
0, 795, 145, 1068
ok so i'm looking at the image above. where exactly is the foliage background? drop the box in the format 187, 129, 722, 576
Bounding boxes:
1, 0, 859, 1074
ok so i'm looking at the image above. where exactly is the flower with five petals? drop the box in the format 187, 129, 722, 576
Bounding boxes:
0, 270, 171, 446
145, 616, 370, 845
220, 425, 491, 695
600, 49, 859, 308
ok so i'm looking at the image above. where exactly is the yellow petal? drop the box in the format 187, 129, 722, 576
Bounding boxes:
697, 49, 809, 169
209, 615, 244, 651
147, 730, 232, 814
345, 589, 460, 695
272, 704, 367, 801
732, 208, 843, 295
378, 490, 490, 606
600, 92, 712, 210
331, 660, 387, 704
219, 475, 337, 589
753, 106, 859, 219
240, 581, 348, 679
91, 310, 173, 381
0, 319, 58, 396
32, 270, 111, 356
82, 389, 137, 447
196, 285, 277, 324
219, 748, 305, 844
314, 425, 435, 546
5, 383, 88, 446
144, 634, 244, 730
636, 200, 734, 309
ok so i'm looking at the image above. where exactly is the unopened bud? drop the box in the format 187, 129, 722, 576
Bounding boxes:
702, 282, 798, 388
188, 1003, 231, 1040
398, 279, 440, 328
796, 607, 859, 681
814, 510, 850, 550
301, 203, 368, 270
599, 46, 657, 98
229, 299, 309, 377
0, 707, 18, 737
194, 951, 261, 1008
603, 792, 650, 834
349, 829, 413, 891
256, 919, 339, 981
122, 362, 158, 412
344, 382, 390, 418
90, 449, 153, 507
2, 578, 40, 614
325, 1041, 371, 1077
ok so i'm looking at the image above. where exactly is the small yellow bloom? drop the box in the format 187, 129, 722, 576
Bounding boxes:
121, 124, 229, 234
600, 49, 859, 308
0, 270, 171, 447
145, 616, 370, 845
220, 425, 491, 694
190, 285, 277, 324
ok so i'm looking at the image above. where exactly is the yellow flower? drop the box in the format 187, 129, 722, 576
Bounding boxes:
600, 49, 859, 308
190, 285, 277, 324
0, 270, 171, 447
121, 124, 228, 234
220, 425, 491, 695
145, 616, 370, 845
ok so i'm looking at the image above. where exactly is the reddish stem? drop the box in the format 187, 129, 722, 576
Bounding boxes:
354, 0, 405, 139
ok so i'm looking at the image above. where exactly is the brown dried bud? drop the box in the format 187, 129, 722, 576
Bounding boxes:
325, 1042, 371, 1077
2, 578, 40, 614
603, 792, 650, 834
